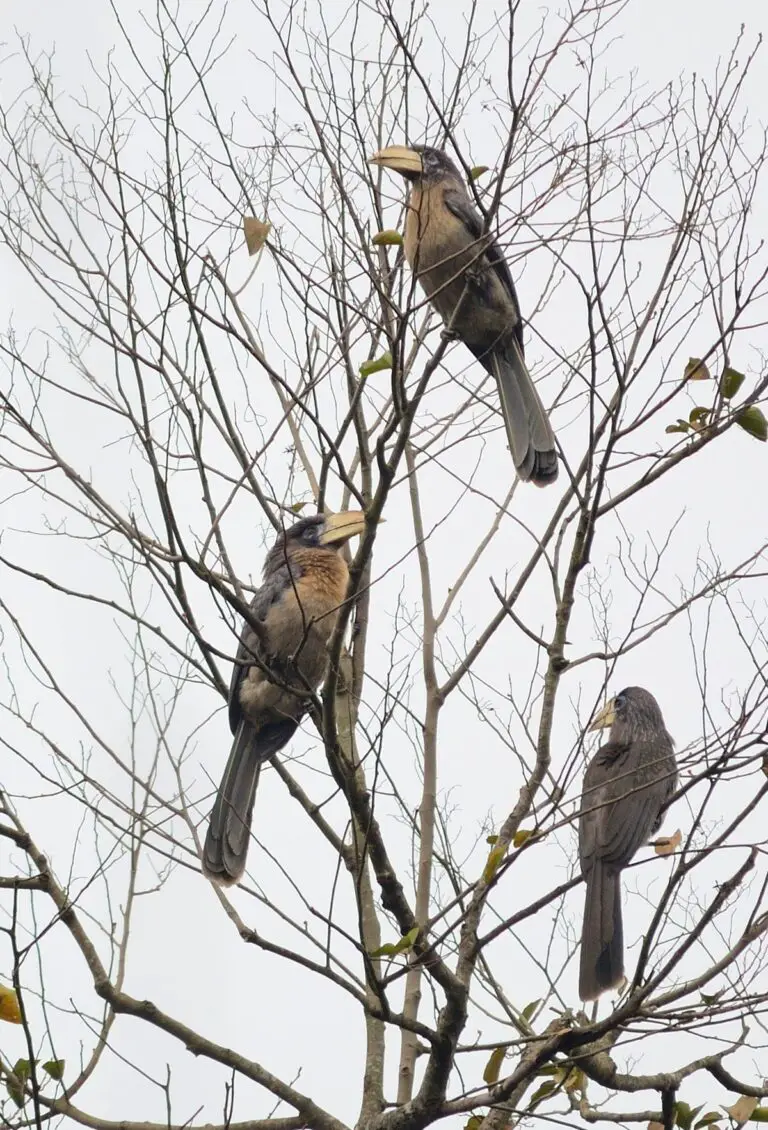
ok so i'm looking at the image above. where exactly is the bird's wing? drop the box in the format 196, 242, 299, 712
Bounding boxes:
227, 560, 299, 734
442, 182, 525, 354
581, 738, 673, 871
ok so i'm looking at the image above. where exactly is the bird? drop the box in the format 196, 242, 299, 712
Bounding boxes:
368, 144, 557, 485
202, 510, 368, 887
578, 686, 678, 1001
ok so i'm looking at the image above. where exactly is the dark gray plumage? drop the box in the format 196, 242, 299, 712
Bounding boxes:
202, 511, 366, 887
369, 144, 558, 485
579, 686, 678, 1001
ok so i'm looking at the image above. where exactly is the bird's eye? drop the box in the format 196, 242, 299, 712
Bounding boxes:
614, 693, 626, 711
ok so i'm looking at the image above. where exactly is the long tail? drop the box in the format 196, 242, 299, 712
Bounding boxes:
579, 862, 624, 1001
491, 339, 558, 486
202, 718, 298, 886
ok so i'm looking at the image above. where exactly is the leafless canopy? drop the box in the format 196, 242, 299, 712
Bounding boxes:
1, 2, 768, 1130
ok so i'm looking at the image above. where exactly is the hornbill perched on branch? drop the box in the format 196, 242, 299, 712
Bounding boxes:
579, 686, 678, 1000
369, 143, 558, 485
202, 511, 367, 886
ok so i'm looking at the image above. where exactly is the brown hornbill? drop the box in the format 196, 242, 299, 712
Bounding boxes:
579, 686, 678, 1001
369, 144, 557, 486
202, 511, 367, 886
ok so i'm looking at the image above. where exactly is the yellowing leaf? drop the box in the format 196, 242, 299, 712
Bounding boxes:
0, 983, 22, 1024
469, 165, 489, 181
243, 216, 271, 256
483, 1045, 506, 1085
369, 925, 419, 958
289, 501, 309, 514
530, 1080, 556, 1104
751, 1110, 768, 1123
372, 229, 403, 246
720, 367, 745, 401
689, 406, 710, 431
684, 357, 711, 381
725, 1096, 758, 1124
465, 1118, 483, 1130
736, 406, 768, 442
486, 834, 499, 844
521, 998, 541, 1022
563, 1067, 584, 1094
513, 829, 535, 849
482, 844, 506, 883
654, 829, 682, 857
359, 352, 393, 378
695, 1113, 722, 1128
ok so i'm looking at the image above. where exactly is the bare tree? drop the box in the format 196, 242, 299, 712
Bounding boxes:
1, 3, 768, 1130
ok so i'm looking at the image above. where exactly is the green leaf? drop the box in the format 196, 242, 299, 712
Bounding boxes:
529, 1080, 556, 1105
289, 501, 308, 514
12, 1060, 31, 1084
369, 925, 419, 958
372, 229, 403, 247
751, 1110, 768, 1122
676, 1102, 694, 1130
42, 1060, 65, 1082
689, 406, 710, 430
720, 367, 745, 400
736, 406, 768, 442
695, 1114, 723, 1128
6, 1077, 24, 1108
684, 357, 711, 381
465, 1118, 483, 1130
469, 165, 489, 181
483, 1045, 506, 1085
482, 844, 506, 883
359, 352, 393, 379
486, 834, 499, 844
521, 999, 541, 1022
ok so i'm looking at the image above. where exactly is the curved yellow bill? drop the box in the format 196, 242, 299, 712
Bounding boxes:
588, 700, 617, 732
319, 510, 368, 546
368, 145, 423, 176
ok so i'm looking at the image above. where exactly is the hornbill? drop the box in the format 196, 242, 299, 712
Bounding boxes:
579, 686, 678, 1001
202, 511, 367, 886
369, 144, 557, 486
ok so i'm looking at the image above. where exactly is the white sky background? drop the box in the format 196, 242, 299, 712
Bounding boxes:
1, 0, 768, 1127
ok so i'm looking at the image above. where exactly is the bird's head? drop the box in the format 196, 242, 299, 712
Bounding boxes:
588, 686, 668, 743
369, 144, 461, 184
266, 511, 368, 569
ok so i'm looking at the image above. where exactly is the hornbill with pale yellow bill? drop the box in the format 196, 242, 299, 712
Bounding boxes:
579, 686, 678, 1001
369, 144, 557, 485
202, 511, 368, 886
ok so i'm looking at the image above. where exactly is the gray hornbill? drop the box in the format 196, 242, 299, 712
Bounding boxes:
579, 686, 678, 1001
202, 511, 367, 886
369, 143, 557, 486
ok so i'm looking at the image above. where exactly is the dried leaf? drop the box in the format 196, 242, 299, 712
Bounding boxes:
649, 1122, 665, 1130
372, 229, 403, 246
720, 367, 745, 401
736, 406, 768, 442
482, 844, 506, 883
654, 828, 682, 856
42, 1060, 65, 1082
359, 352, 393, 378
469, 165, 489, 181
243, 216, 271, 256
685, 357, 711, 381
0, 983, 22, 1024
483, 1045, 506, 1085
725, 1096, 758, 1124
